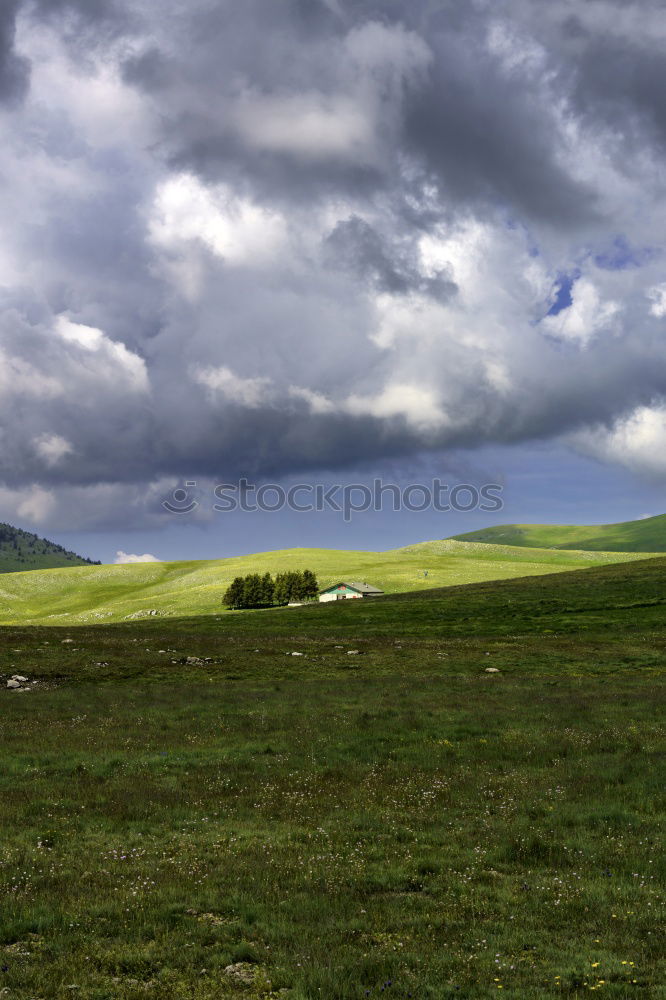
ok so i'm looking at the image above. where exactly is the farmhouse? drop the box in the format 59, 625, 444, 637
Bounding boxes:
319, 581, 384, 602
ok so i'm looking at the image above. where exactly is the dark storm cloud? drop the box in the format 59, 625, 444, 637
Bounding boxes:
118, 4, 394, 205
28, 0, 128, 31
569, 31, 666, 149
17, 0, 666, 222
401, 39, 598, 228
0, 0, 29, 104
115, 0, 595, 225
1, 0, 666, 529
121, 46, 170, 92
107, 1, 603, 229
323, 216, 457, 301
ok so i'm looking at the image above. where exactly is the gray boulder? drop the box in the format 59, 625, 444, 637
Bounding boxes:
224, 964, 258, 985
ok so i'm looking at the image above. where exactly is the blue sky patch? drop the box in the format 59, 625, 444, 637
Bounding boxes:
547, 270, 580, 316
594, 235, 654, 270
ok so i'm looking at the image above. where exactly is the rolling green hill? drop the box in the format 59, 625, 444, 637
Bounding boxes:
0, 522, 100, 573
451, 512, 666, 552
0, 538, 658, 626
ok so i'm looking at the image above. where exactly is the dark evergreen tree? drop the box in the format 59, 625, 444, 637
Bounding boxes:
260, 572, 275, 606
223, 576, 245, 608
274, 572, 288, 605
301, 569, 319, 600
283, 571, 301, 602
243, 573, 263, 607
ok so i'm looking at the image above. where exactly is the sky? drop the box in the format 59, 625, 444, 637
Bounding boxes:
1, 0, 665, 564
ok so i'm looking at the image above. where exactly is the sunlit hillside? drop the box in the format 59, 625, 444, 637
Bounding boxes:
0, 539, 658, 625
452, 513, 666, 552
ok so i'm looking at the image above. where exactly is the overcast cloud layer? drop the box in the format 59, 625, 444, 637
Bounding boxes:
1, 0, 666, 530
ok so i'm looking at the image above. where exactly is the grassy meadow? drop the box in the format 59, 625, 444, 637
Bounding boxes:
0, 539, 658, 626
452, 513, 666, 553
0, 557, 664, 998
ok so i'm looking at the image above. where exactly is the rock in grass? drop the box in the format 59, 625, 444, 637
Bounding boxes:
484, 667, 500, 673
11, 674, 28, 683
224, 963, 258, 985
6, 679, 21, 688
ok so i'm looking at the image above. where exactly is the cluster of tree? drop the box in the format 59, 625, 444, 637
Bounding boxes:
224, 569, 319, 609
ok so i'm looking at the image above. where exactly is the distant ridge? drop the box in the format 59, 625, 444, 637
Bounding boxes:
450, 513, 666, 553
0, 522, 100, 573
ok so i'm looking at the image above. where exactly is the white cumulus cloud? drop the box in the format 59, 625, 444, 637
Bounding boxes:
193, 365, 273, 407
149, 174, 288, 266
56, 317, 149, 392
572, 405, 666, 479
33, 434, 73, 467
115, 551, 161, 564
541, 279, 620, 347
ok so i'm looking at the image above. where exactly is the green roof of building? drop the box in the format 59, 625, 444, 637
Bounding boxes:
320, 581, 384, 594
